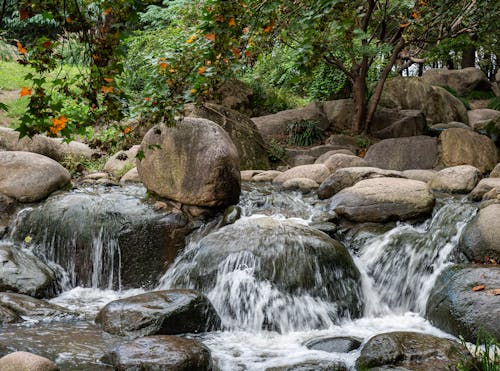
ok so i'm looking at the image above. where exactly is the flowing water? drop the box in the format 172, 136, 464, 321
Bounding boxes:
0, 183, 478, 370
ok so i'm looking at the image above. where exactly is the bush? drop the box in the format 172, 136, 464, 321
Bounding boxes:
487, 97, 500, 111
456, 331, 499, 371
287, 120, 324, 147
267, 139, 287, 163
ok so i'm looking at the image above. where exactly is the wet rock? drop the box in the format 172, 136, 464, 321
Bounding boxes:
426, 265, 500, 342
469, 178, 500, 201
104, 335, 213, 371
266, 360, 347, 371
0, 305, 21, 325
330, 178, 435, 222
422, 67, 491, 96
364, 136, 437, 171
221, 205, 242, 226
186, 103, 271, 170
438, 128, 498, 173
459, 204, 500, 262
282, 178, 319, 192
401, 169, 437, 182
319, 154, 368, 173
318, 167, 404, 199
0, 242, 57, 298
273, 164, 330, 184
104, 145, 139, 178
137, 118, 240, 208
356, 331, 476, 371
96, 289, 221, 338
252, 170, 283, 182
0, 293, 74, 320
304, 336, 362, 353
0, 151, 71, 202
0, 351, 59, 371
429, 165, 482, 193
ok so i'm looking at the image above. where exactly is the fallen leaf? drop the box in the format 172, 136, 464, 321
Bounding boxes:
486, 288, 500, 296
472, 285, 485, 292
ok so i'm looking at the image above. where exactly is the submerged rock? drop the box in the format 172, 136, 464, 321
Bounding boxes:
356, 331, 476, 370
104, 335, 213, 371
96, 289, 221, 338
426, 265, 500, 342
304, 336, 362, 353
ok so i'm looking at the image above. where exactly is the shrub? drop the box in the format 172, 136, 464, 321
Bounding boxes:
487, 97, 500, 111
287, 120, 324, 147
267, 139, 287, 163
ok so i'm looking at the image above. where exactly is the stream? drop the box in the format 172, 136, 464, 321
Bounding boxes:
0, 183, 478, 370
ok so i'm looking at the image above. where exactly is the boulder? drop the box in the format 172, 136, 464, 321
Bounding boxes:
330, 178, 435, 222
379, 77, 469, 125
241, 170, 263, 181
426, 264, 500, 342
273, 164, 330, 184
364, 136, 438, 171
96, 289, 221, 337
429, 121, 471, 136
0, 127, 93, 163
251, 170, 282, 182
252, 102, 329, 141
467, 109, 500, 130
282, 178, 319, 192
0, 193, 16, 226
137, 118, 240, 208
315, 149, 355, 164
104, 335, 213, 371
402, 169, 437, 182
119, 167, 141, 184
491, 163, 500, 177
304, 336, 362, 353
0, 293, 74, 321
422, 67, 491, 96
469, 178, 500, 201
0, 151, 71, 203
306, 144, 353, 158
460, 204, 500, 262
318, 167, 404, 199
287, 154, 315, 167
438, 128, 498, 172
103, 145, 139, 178
322, 99, 354, 132
324, 134, 359, 151
0, 305, 21, 325
429, 165, 482, 193
212, 78, 253, 113
186, 103, 270, 170
0, 243, 56, 298
318, 154, 368, 173
0, 351, 59, 371
356, 331, 476, 370
370, 108, 426, 139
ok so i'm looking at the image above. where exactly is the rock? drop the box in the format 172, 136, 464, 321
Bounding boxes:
104, 335, 213, 371
330, 178, 435, 222
251, 170, 282, 182
273, 164, 330, 184
0, 242, 56, 298
364, 136, 438, 171
104, 145, 139, 178
0, 127, 93, 163
119, 167, 141, 184
0, 305, 21, 325
429, 121, 471, 135
0, 292, 74, 320
438, 128, 498, 172
356, 331, 476, 370
304, 336, 362, 353
12, 189, 192, 289
318, 167, 404, 199
186, 103, 270, 170
460, 204, 500, 262
212, 78, 253, 113
402, 169, 437, 182
266, 360, 347, 371
426, 265, 500, 342
322, 99, 354, 133
469, 178, 500, 201
221, 205, 242, 226
282, 178, 319, 192
82, 172, 109, 180
166, 217, 364, 330
318, 154, 368, 173
241, 170, 263, 181
306, 144, 353, 158
315, 149, 355, 164
379, 77, 469, 125
96, 289, 220, 338
0, 193, 16, 226
0, 151, 71, 203
324, 134, 359, 150
429, 165, 482, 193
252, 102, 329, 141
467, 109, 500, 130
137, 118, 240, 208
370, 108, 426, 139
0, 351, 59, 371
491, 163, 500, 177
287, 154, 316, 167
422, 67, 491, 96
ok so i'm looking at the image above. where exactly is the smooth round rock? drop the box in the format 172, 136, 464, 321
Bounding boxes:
282, 178, 319, 192
469, 178, 500, 201
0, 351, 59, 371
273, 164, 330, 184
429, 165, 482, 193
318, 154, 368, 173
304, 336, 362, 353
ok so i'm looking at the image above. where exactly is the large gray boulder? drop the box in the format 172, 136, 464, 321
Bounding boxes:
330, 177, 435, 222
137, 118, 240, 208
0, 127, 93, 163
273, 164, 330, 184
364, 136, 437, 171
460, 204, 500, 262
318, 167, 404, 199
0, 292, 74, 321
0, 243, 56, 298
438, 128, 498, 173
379, 77, 469, 125
0, 351, 59, 371
104, 335, 213, 371
370, 108, 426, 139
426, 265, 500, 342
317, 154, 368, 173
467, 108, 500, 130
422, 67, 491, 96
186, 103, 270, 170
96, 289, 221, 338
0, 151, 71, 202
356, 331, 476, 370
322, 99, 354, 132
429, 165, 482, 194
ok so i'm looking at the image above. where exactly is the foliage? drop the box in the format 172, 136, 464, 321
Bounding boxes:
308, 62, 349, 101
83, 124, 131, 152
487, 97, 500, 111
465, 90, 495, 101
267, 139, 287, 163
355, 135, 372, 149
456, 331, 499, 371
287, 119, 324, 147
245, 80, 306, 115
438, 85, 471, 110
61, 154, 107, 177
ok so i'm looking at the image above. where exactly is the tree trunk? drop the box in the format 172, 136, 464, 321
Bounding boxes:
351, 75, 368, 134
461, 48, 475, 68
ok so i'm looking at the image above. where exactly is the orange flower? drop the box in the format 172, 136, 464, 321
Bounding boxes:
245, 50, 252, 58
42, 40, 52, 48
186, 35, 197, 43
228, 17, 236, 27
198, 66, 206, 75
411, 11, 419, 19
159, 62, 168, 69
263, 22, 274, 33
66, 17, 72, 23
144, 97, 151, 101
204, 33, 216, 41
50, 115, 68, 134
20, 87, 32, 97
103, 8, 112, 15
100, 86, 114, 94
123, 127, 132, 134
191, 88, 198, 94
231, 47, 241, 57
103, 77, 113, 83
17, 41, 27, 54
400, 22, 410, 28
215, 15, 225, 22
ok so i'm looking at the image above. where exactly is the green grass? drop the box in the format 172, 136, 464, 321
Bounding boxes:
0, 61, 31, 90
